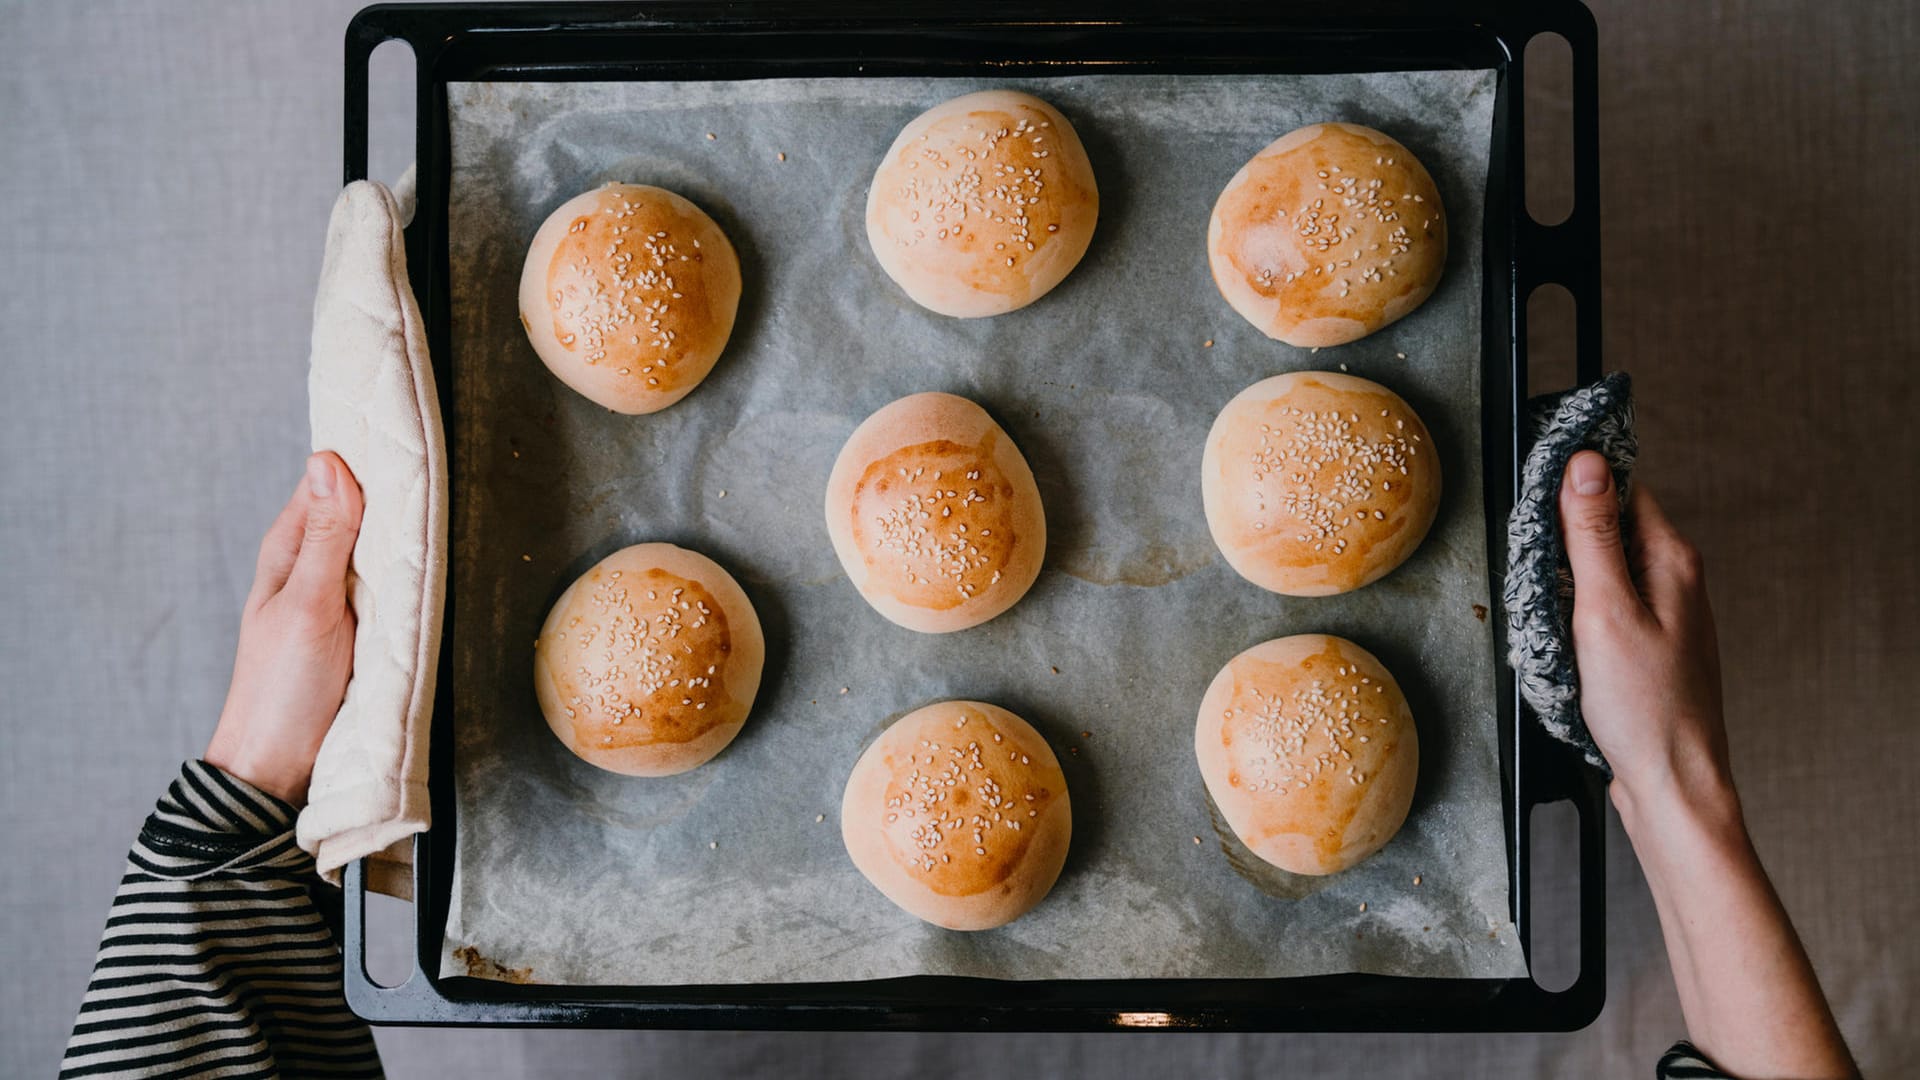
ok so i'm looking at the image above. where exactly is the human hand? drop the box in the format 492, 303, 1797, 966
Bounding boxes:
1558, 450, 1736, 826
1561, 460, 1856, 1079
204, 452, 364, 806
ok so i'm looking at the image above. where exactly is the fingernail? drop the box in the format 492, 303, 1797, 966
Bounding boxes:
307, 455, 334, 498
1569, 452, 1609, 496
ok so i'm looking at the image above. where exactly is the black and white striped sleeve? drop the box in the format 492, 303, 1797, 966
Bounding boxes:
1657, 1041, 1735, 1079
60, 760, 383, 1079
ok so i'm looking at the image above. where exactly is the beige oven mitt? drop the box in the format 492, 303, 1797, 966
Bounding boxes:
297, 172, 446, 898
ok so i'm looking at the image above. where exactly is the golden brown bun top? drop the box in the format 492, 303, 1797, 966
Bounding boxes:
860, 701, 1065, 895
1210, 123, 1445, 347
1204, 371, 1440, 596
1197, 634, 1418, 875
536, 543, 760, 761
851, 440, 1021, 613
521, 183, 741, 413
826, 392, 1046, 632
866, 90, 1099, 317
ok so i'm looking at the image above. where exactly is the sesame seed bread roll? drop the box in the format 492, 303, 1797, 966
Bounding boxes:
1196, 635, 1418, 876
825, 392, 1046, 633
842, 700, 1072, 930
518, 183, 741, 414
534, 543, 764, 777
865, 90, 1098, 318
1209, 123, 1446, 348
1202, 371, 1439, 596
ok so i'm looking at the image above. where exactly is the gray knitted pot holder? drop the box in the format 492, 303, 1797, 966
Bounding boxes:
1503, 370, 1635, 776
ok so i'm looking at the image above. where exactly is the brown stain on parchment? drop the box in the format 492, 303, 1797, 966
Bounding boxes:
454, 945, 536, 984
1054, 541, 1215, 588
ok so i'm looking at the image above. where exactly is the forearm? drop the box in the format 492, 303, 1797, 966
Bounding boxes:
1617, 775, 1855, 1080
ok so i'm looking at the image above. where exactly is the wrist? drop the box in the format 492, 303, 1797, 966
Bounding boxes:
1611, 756, 1746, 863
204, 723, 311, 807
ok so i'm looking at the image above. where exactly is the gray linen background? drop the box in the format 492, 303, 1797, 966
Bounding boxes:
2, 2, 1913, 1076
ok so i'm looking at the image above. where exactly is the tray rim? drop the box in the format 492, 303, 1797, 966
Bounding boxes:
341, 0, 1609, 1033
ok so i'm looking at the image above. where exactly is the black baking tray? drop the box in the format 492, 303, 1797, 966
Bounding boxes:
340, 0, 1607, 1032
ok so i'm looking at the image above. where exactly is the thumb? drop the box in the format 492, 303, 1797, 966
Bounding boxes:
286, 452, 364, 600
1558, 450, 1640, 619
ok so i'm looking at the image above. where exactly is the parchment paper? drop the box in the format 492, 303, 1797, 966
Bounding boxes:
440, 70, 1525, 985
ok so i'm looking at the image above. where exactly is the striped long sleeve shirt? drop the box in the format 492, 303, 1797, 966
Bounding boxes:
61, 762, 1737, 1079
60, 761, 382, 1078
